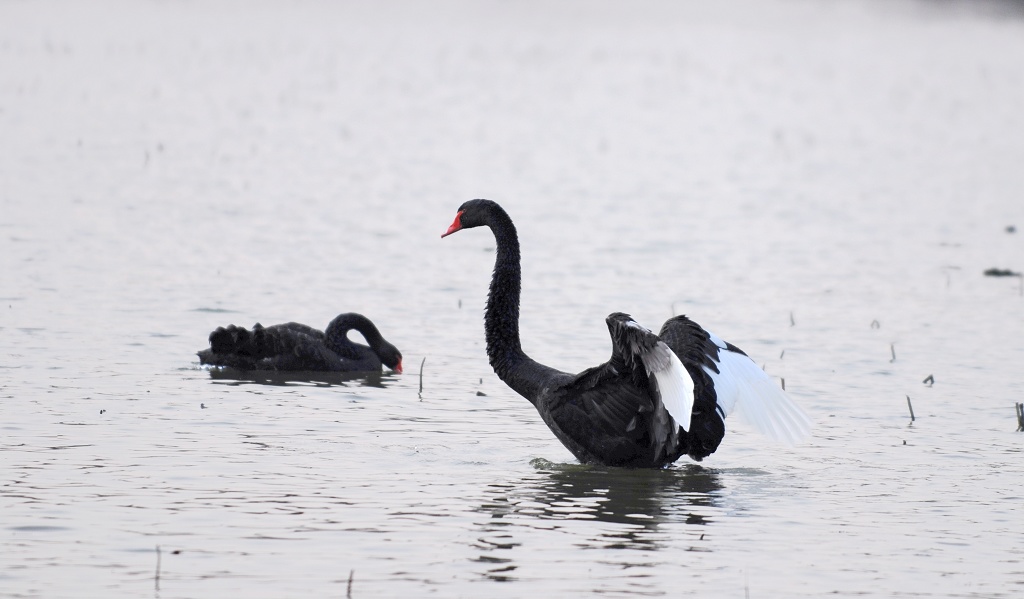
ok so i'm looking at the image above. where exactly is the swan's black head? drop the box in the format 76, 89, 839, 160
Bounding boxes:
441, 199, 502, 237
378, 341, 403, 374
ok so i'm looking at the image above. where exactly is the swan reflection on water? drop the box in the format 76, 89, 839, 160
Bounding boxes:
472, 461, 723, 581
203, 367, 396, 388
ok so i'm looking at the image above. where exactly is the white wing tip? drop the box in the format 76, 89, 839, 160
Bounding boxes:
735, 378, 813, 445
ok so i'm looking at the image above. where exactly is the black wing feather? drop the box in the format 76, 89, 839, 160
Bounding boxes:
199, 322, 342, 370
537, 313, 687, 467
658, 315, 727, 460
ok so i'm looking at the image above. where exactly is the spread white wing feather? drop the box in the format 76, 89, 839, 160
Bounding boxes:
705, 333, 812, 445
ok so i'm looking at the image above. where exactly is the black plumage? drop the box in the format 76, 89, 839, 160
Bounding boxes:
197, 312, 402, 373
443, 199, 738, 468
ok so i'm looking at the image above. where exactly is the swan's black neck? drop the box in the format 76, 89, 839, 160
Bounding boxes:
325, 313, 384, 356
482, 206, 566, 403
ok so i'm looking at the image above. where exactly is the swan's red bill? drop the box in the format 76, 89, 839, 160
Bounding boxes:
441, 210, 464, 238
394, 359, 403, 374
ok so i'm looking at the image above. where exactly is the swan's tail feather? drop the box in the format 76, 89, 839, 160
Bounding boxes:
208, 324, 258, 354
199, 323, 303, 369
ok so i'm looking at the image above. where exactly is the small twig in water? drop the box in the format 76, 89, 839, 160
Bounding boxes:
906, 395, 915, 422
347, 569, 354, 598
779, 349, 785, 359
418, 357, 426, 399
155, 545, 161, 591
890, 343, 896, 363
922, 374, 934, 386
789, 311, 795, 327
781, 378, 786, 391
1015, 403, 1024, 432
871, 319, 880, 329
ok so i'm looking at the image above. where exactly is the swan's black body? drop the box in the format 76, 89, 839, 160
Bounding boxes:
443, 199, 734, 468
197, 312, 402, 373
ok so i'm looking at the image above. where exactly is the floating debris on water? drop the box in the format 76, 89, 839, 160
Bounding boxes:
923, 374, 934, 386
983, 268, 1021, 277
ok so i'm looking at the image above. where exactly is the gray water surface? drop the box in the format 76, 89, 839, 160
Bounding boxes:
2, 1, 1023, 597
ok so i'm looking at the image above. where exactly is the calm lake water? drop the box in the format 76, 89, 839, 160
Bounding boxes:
3, 1, 1023, 597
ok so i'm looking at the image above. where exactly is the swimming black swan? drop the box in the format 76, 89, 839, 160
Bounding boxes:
197, 312, 403, 373
442, 199, 810, 468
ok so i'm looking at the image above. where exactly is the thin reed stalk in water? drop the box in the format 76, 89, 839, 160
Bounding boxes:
155, 545, 161, 591
906, 395, 915, 422
1016, 403, 1024, 432
418, 357, 426, 398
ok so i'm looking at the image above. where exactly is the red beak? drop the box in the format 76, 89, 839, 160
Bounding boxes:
441, 211, 464, 238
394, 359, 403, 374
